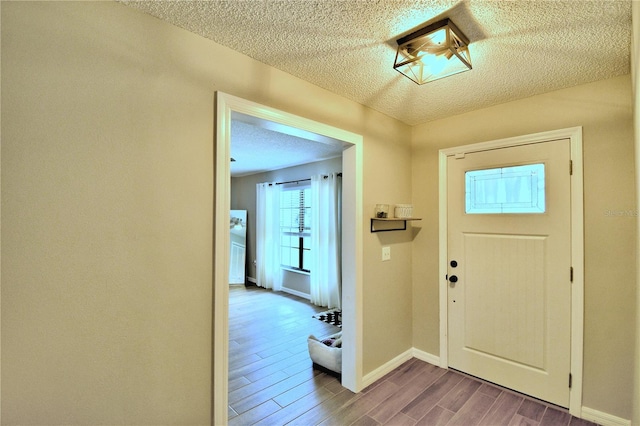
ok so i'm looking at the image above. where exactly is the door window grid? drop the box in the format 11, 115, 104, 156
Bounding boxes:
465, 163, 546, 214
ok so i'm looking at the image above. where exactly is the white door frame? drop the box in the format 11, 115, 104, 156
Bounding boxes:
214, 92, 364, 425
438, 127, 584, 417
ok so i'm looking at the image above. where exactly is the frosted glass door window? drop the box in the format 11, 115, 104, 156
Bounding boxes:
465, 164, 545, 214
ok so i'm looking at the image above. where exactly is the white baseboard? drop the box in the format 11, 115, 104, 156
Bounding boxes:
247, 276, 256, 284
280, 286, 310, 300
361, 348, 440, 388
361, 349, 415, 389
411, 348, 440, 366
581, 407, 630, 426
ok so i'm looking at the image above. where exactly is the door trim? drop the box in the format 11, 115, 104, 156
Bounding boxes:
438, 127, 584, 416
214, 92, 364, 425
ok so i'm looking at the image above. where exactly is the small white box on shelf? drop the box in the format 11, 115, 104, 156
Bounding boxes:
394, 204, 413, 218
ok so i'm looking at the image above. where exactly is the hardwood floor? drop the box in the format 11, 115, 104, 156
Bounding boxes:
228, 285, 597, 426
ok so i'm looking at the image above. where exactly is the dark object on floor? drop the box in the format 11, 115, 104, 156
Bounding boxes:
312, 308, 342, 328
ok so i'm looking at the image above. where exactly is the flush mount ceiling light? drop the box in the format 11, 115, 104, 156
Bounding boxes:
394, 18, 471, 85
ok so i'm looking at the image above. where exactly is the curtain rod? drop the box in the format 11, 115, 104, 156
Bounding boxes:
274, 173, 342, 186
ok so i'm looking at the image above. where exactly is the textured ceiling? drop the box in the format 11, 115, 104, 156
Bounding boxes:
121, 0, 632, 176
123, 0, 631, 126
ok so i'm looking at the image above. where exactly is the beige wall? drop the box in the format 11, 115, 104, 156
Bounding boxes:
411, 75, 636, 420
362, 128, 414, 373
632, 2, 640, 425
1, 1, 412, 424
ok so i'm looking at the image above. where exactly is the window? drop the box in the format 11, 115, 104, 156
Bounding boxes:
280, 186, 311, 272
465, 163, 546, 214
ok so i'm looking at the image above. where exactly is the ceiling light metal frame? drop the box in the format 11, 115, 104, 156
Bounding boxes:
394, 18, 472, 85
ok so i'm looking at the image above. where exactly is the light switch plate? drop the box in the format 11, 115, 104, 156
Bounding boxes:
382, 246, 391, 261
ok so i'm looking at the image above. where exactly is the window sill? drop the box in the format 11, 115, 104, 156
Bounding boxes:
281, 267, 310, 276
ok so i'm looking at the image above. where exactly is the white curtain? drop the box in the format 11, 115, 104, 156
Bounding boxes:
309, 173, 342, 309
255, 182, 282, 291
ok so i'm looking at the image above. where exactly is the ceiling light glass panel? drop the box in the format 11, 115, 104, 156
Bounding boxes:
394, 19, 472, 85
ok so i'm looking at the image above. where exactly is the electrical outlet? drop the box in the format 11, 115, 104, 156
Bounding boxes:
382, 246, 391, 261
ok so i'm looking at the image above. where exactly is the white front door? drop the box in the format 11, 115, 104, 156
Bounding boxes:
447, 139, 571, 407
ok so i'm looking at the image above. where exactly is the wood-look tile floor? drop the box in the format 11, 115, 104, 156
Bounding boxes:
228, 285, 597, 426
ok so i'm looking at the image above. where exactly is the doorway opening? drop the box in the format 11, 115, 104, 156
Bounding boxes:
214, 92, 364, 425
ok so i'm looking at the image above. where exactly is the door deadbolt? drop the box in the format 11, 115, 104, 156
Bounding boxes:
450, 260, 458, 268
